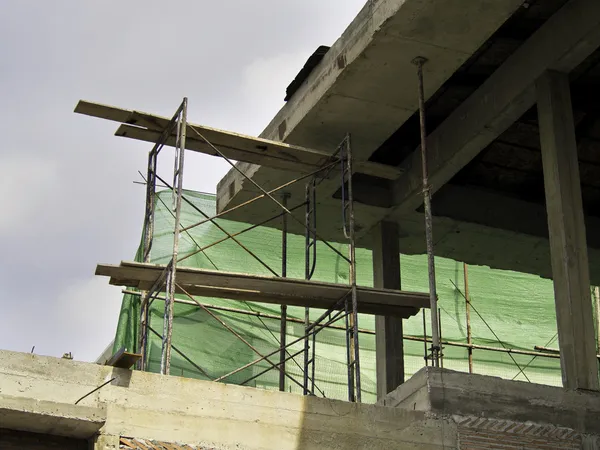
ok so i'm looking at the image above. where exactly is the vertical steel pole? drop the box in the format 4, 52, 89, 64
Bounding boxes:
311, 331, 316, 395
279, 193, 290, 392
412, 56, 440, 367
344, 295, 353, 401
438, 307, 443, 369
422, 310, 428, 366
303, 184, 311, 395
138, 149, 158, 370
464, 262, 473, 373
594, 286, 600, 353
346, 135, 361, 402
160, 97, 188, 375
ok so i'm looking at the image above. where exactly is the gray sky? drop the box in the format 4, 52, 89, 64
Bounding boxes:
0, 1, 366, 361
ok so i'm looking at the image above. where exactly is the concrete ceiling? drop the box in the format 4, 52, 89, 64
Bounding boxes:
215, 0, 600, 283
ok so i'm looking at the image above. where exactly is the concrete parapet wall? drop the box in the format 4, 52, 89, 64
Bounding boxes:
0, 350, 457, 449
380, 367, 600, 435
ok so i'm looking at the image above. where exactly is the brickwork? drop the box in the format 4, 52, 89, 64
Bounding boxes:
120, 437, 214, 449
455, 416, 581, 449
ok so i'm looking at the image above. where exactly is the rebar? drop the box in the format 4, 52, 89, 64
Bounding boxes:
450, 279, 531, 382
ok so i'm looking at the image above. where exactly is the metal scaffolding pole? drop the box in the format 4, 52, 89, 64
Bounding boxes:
160, 97, 188, 375
279, 193, 290, 392
129, 105, 363, 400
303, 179, 317, 395
138, 100, 186, 371
126, 289, 571, 360
412, 56, 440, 367
594, 286, 600, 353
464, 263, 473, 373
342, 135, 361, 402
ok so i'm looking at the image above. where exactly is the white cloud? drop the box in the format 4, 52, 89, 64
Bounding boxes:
0, 0, 370, 362
51, 277, 123, 362
239, 52, 311, 135
0, 156, 59, 234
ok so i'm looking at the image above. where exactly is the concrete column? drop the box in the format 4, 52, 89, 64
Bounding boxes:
92, 434, 119, 450
537, 70, 599, 391
373, 221, 404, 399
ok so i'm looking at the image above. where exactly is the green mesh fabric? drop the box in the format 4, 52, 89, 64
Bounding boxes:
113, 190, 564, 403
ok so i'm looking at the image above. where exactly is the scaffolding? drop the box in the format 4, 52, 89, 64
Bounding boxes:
76, 42, 600, 397
80, 97, 430, 402
81, 59, 555, 400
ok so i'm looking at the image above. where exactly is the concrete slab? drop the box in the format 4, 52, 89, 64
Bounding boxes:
213, 0, 600, 288
216, 0, 523, 233
0, 393, 106, 439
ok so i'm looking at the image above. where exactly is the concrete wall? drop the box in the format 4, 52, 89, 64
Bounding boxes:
381, 367, 600, 449
5, 350, 600, 449
0, 350, 457, 449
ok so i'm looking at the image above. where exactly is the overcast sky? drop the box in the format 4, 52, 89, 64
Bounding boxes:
0, 1, 367, 362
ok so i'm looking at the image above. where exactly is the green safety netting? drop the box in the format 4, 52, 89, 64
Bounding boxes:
114, 190, 564, 403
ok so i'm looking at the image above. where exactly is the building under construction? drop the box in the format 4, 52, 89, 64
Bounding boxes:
2, 0, 600, 448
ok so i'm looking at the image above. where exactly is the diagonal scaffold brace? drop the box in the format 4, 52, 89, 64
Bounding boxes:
133, 97, 363, 399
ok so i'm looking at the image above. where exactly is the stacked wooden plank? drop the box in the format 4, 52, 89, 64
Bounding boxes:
74, 100, 401, 179
97, 261, 428, 318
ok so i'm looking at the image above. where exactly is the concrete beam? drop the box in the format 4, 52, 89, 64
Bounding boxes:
392, 0, 600, 213
537, 70, 599, 391
430, 184, 600, 250
372, 221, 404, 400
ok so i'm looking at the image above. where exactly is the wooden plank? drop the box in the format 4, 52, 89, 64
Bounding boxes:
115, 124, 322, 174
96, 262, 428, 318
75, 100, 402, 180
74, 100, 138, 127
105, 347, 141, 369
